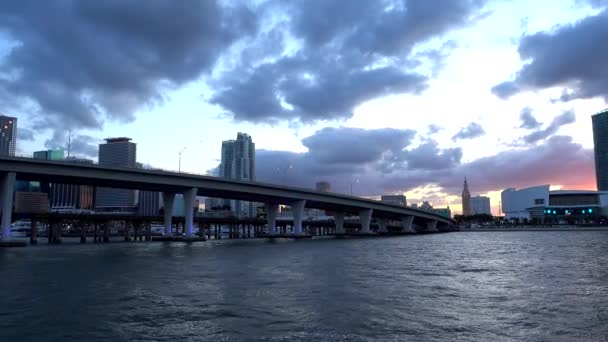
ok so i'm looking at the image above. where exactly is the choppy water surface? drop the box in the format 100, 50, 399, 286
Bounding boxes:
1, 232, 607, 341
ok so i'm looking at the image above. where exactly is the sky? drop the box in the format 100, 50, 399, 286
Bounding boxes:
1, 0, 606, 215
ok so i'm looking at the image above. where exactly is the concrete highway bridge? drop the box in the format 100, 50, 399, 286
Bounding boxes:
0, 157, 456, 245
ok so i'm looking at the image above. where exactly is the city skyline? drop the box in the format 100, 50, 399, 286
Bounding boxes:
2, 0, 606, 215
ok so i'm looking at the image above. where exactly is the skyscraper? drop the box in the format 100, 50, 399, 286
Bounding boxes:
0, 115, 17, 156
220, 133, 255, 181
462, 178, 472, 216
220, 133, 255, 217
95, 138, 137, 213
470, 195, 491, 215
592, 109, 608, 191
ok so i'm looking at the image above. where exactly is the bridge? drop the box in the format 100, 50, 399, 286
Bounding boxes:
0, 156, 456, 245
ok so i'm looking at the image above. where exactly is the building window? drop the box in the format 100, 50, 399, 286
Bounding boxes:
534, 199, 545, 205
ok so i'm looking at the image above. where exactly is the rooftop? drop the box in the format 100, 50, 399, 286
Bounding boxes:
104, 137, 132, 143
592, 108, 608, 117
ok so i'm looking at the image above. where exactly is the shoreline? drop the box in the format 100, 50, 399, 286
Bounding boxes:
461, 226, 608, 232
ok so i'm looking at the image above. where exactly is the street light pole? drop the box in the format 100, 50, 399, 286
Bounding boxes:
178, 147, 187, 173
350, 179, 359, 195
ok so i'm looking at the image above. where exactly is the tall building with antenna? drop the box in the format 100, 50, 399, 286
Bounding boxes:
462, 178, 472, 216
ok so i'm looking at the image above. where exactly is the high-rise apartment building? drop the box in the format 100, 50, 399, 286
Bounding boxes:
95, 138, 137, 213
462, 178, 471, 216
592, 109, 608, 191
470, 195, 491, 215
220, 133, 255, 217
0, 115, 17, 156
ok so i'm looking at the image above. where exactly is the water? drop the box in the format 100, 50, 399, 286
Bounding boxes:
1, 232, 607, 341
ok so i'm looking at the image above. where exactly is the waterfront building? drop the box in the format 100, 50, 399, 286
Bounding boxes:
34, 151, 95, 213
381, 194, 407, 207
0, 115, 17, 156
219, 133, 256, 217
173, 194, 185, 217
462, 178, 471, 216
592, 108, 608, 191
95, 138, 137, 213
137, 191, 161, 217
14, 192, 49, 214
501, 185, 608, 222
316, 181, 331, 192
470, 196, 491, 215
432, 207, 452, 219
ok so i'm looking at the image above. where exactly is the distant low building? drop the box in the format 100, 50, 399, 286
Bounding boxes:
33, 149, 64, 160
419, 201, 433, 212
432, 207, 452, 219
381, 194, 407, 207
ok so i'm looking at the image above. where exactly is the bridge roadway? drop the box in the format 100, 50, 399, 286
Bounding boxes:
0, 156, 456, 243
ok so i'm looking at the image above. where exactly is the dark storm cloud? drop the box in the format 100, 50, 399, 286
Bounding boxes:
492, 10, 608, 101
452, 122, 485, 141
213, 0, 489, 123
255, 126, 462, 194
581, 0, 608, 7
404, 142, 462, 170
291, 1, 483, 54
301, 127, 416, 164
523, 110, 575, 144
447, 135, 594, 194
256, 130, 593, 201
211, 52, 428, 123
0, 0, 258, 131
519, 108, 542, 129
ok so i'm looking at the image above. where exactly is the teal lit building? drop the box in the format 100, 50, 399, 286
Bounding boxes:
33, 149, 64, 161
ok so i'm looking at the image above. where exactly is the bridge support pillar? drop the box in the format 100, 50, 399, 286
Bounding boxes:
334, 212, 345, 234
162, 192, 175, 236
359, 209, 373, 234
426, 220, 438, 232
0, 172, 15, 241
124, 221, 131, 241
377, 218, 388, 233
184, 188, 198, 237
264, 203, 278, 235
401, 216, 415, 233
30, 220, 38, 245
103, 222, 110, 243
291, 200, 306, 235
80, 222, 87, 244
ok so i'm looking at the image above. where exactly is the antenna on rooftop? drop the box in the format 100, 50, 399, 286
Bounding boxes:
67, 130, 71, 158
